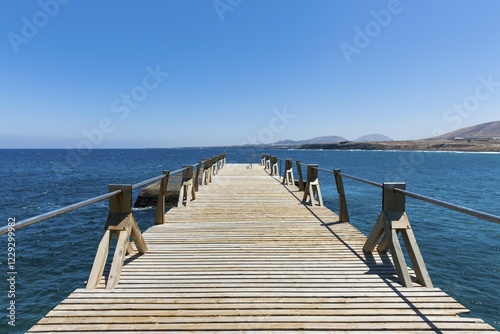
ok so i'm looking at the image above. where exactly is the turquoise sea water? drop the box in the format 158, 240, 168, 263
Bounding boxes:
0, 148, 498, 333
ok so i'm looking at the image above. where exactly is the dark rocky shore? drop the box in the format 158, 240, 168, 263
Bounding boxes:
300, 139, 500, 152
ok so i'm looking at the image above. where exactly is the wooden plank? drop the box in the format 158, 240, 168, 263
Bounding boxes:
37, 315, 489, 325
29, 322, 497, 332
54, 302, 468, 311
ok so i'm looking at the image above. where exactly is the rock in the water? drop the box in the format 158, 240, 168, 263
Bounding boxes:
134, 173, 183, 208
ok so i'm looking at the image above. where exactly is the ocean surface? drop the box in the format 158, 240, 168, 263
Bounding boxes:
0, 148, 498, 333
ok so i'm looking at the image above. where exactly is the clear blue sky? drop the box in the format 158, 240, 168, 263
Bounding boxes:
1, 0, 499, 148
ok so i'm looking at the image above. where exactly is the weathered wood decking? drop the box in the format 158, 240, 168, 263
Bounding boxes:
29, 164, 497, 333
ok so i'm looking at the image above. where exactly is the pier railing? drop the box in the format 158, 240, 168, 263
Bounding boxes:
3, 152, 498, 291
261, 154, 500, 288
0, 153, 227, 290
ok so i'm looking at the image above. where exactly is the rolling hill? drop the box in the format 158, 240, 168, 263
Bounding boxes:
355, 134, 393, 142
273, 135, 348, 146
432, 121, 500, 139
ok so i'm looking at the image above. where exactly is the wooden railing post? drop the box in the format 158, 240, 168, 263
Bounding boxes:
87, 184, 148, 290
296, 160, 305, 191
194, 162, 201, 192
178, 165, 195, 207
203, 159, 212, 185
363, 182, 433, 288
270, 156, 279, 176
154, 171, 170, 225
282, 159, 295, 186
334, 169, 349, 222
265, 155, 271, 170
212, 157, 218, 175
215, 156, 221, 174
302, 165, 323, 206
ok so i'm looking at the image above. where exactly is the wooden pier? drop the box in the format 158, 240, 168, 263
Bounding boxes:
28, 163, 497, 332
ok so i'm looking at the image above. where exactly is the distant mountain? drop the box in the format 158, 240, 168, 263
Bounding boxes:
273, 135, 348, 146
272, 139, 302, 146
432, 121, 500, 139
355, 134, 393, 142
303, 135, 348, 144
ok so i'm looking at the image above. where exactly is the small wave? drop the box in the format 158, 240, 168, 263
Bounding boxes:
452, 151, 500, 154
132, 206, 155, 212
92, 202, 108, 208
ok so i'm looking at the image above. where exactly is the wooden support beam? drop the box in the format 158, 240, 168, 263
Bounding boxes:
202, 159, 212, 185
302, 165, 323, 206
212, 157, 218, 175
219, 154, 226, 169
86, 185, 148, 290
85, 229, 111, 290
106, 214, 133, 290
215, 156, 221, 174
154, 171, 170, 225
178, 165, 195, 207
385, 219, 413, 288
194, 162, 201, 192
363, 183, 433, 288
363, 213, 385, 252
270, 156, 279, 176
296, 160, 305, 191
282, 159, 295, 186
334, 169, 350, 222
401, 226, 433, 287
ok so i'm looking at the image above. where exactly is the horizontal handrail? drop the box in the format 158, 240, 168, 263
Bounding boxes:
312, 166, 382, 188
132, 174, 166, 190
193, 159, 209, 168
340, 172, 383, 188
131, 167, 186, 189
0, 189, 122, 235
315, 167, 334, 174
268, 157, 382, 187
394, 188, 500, 224
170, 167, 187, 176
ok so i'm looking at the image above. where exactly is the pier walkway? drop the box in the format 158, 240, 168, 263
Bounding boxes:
28, 164, 497, 332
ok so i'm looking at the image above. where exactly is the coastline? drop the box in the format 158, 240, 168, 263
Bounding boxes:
298, 139, 500, 152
